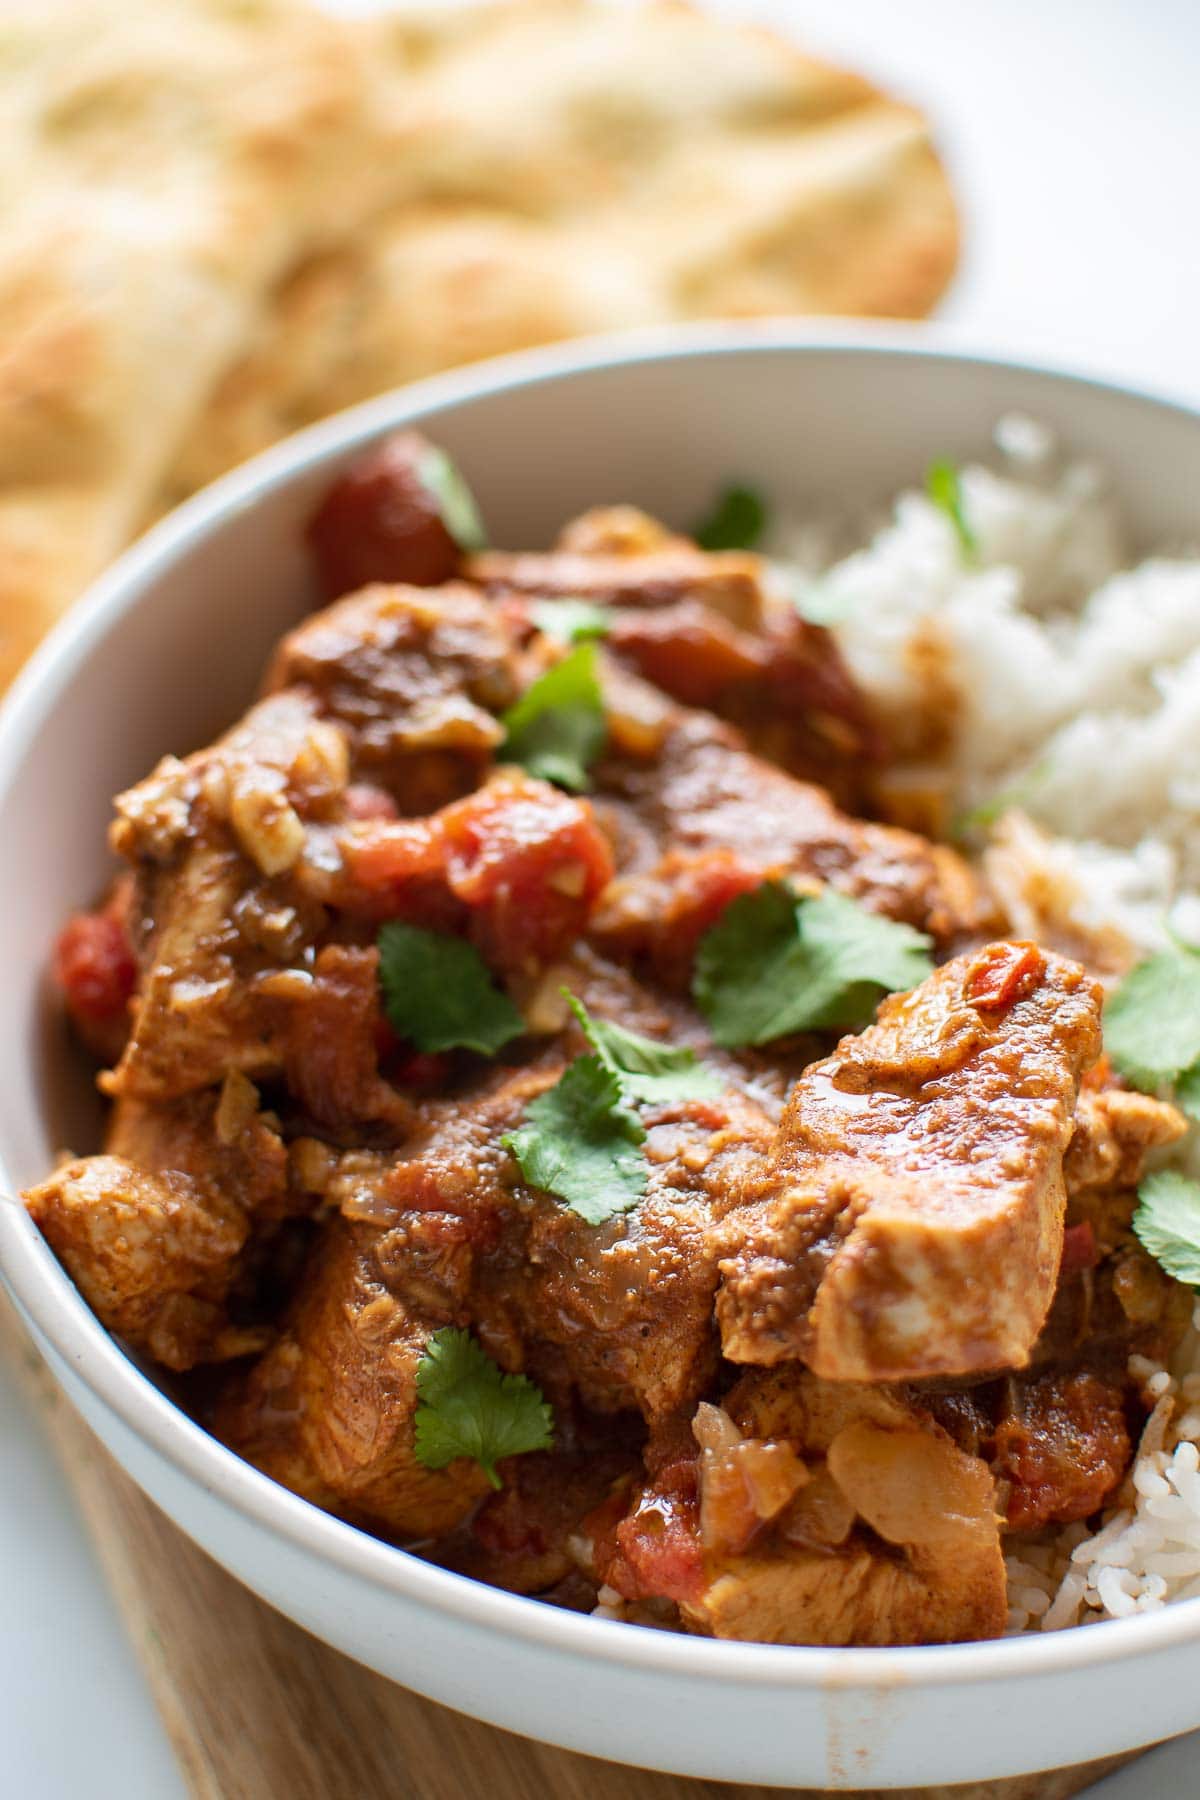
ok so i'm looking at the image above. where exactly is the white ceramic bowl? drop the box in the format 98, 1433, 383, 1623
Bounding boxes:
4, 324, 1200, 1790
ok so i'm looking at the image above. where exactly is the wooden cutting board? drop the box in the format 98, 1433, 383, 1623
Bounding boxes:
1, 1293, 1142, 1800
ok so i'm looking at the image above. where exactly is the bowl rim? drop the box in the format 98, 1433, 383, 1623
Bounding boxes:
4, 316, 1200, 1690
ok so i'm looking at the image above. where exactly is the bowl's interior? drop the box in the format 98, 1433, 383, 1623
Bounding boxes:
7, 331, 1200, 1192
5, 325, 1200, 1644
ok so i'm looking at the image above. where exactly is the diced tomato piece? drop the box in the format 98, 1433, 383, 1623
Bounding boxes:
966, 941, 1044, 1011
1060, 1220, 1100, 1275
388, 1049, 452, 1091
660, 851, 766, 955
339, 773, 612, 969
599, 849, 765, 989
343, 782, 399, 822
439, 773, 615, 972
991, 1372, 1130, 1531
54, 905, 136, 1027
53, 890, 138, 1065
342, 818, 442, 890
473, 1486, 549, 1559
382, 1160, 503, 1247
306, 431, 462, 598
1081, 1054, 1114, 1093
602, 1460, 706, 1607
340, 819, 463, 929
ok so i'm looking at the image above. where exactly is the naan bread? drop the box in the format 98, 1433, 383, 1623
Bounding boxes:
0, 0, 958, 688
160, 0, 958, 504
0, 0, 392, 691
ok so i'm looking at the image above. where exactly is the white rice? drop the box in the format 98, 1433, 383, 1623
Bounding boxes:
776, 415, 1200, 950
773, 420, 1200, 1633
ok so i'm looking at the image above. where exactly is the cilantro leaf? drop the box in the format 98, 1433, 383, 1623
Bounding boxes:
1175, 1063, 1200, 1123
693, 484, 768, 552
377, 922, 523, 1055
500, 642, 606, 791
952, 757, 1054, 839
529, 598, 612, 644
925, 457, 978, 560
1104, 948, 1200, 1089
1133, 1171, 1200, 1288
413, 1327, 553, 1489
502, 1054, 647, 1224
693, 882, 934, 1049
564, 992, 723, 1105
792, 580, 853, 627
500, 996, 720, 1225
416, 445, 488, 552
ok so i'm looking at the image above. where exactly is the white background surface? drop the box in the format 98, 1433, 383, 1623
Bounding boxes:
3, 3, 1199, 1795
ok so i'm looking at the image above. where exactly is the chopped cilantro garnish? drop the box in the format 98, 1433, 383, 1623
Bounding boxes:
564, 992, 723, 1106
501, 992, 721, 1222
693, 484, 768, 552
413, 1327, 553, 1488
925, 457, 978, 560
500, 642, 606, 792
953, 790, 1019, 836
952, 758, 1053, 839
1175, 1063, 1200, 1123
1104, 947, 1200, 1092
792, 580, 853, 627
416, 445, 488, 552
529, 598, 612, 644
502, 1054, 648, 1224
1133, 1171, 1200, 1289
693, 881, 934, 1049
377, 922, 523, 1055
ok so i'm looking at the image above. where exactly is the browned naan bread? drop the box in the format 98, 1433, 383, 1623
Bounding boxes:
161, 0, 960, 505
0, 0, 397, 691
0, 0, 958, 689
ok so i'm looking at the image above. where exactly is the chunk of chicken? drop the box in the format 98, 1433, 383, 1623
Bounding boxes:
108, 862, 407, 1131
714, 941, 1102, 1382
106, 688, 351, 1102
605, 600, 879, 804
469, 524, 768, 629
25, 1155, 253, 1371
690, 1418, 1005, 1646
308, 951, 773, 1422
516, 1090, 775, 1421
216, 1217, 491, 1537
24, 1082, 301, 1370
105, 1088, 289, 1221
107, 678, 605, 1111
382, 971, 775, 1422
1065, 1077, 1187, 1197
591, 696, 979, 988
477, 505, 879, 800
1029, 1079, 1193, 1381
264, 581, 519, 809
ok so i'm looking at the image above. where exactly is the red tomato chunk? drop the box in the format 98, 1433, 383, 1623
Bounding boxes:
307, 431, 463, 598
54, 898, 137, 1070
342, 772, 614, 971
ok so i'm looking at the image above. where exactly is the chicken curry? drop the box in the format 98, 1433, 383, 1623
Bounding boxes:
27, 433, 1191, 1647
